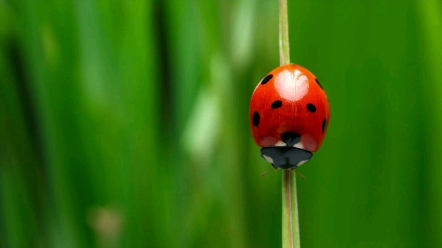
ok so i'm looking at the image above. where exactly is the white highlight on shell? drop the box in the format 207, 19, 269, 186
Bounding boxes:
297, 160, 308, 166
263, 155, 274, 164
274, 69, 309, 102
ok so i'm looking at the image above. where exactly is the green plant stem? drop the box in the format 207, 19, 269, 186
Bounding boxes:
279, 0, 301, 248
282, 171, 300, 248
279, 0, 290, 65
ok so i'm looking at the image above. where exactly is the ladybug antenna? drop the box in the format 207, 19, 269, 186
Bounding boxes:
262, 167, 278, 177
295, 171, 306, 180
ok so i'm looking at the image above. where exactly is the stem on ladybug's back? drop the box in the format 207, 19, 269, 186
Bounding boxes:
279, 0, 301, 248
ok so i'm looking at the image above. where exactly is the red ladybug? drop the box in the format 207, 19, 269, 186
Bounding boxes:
249, 64, 330, 170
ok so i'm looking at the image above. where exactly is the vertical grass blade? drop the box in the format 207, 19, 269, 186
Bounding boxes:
279, 0, 300, 247
417, 1, 442, 247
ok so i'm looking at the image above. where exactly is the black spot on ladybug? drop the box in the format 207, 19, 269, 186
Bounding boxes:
271, 100, 283, 109
307, 103, 316, 113
261, 74, 273, 85
253, 112, 260, 127
281, 132, 301, 147
322, 118, 327, 133
315, 78, 323, 89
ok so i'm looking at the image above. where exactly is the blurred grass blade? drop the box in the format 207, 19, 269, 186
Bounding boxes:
417, 1, 442, 247
0, 40, 41, 248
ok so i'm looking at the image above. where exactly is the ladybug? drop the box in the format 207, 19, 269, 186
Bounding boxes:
249, 64, 330, 170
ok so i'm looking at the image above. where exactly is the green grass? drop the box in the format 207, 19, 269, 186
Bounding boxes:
1, 1, 442, 248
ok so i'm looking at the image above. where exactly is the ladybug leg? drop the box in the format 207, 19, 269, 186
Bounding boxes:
295, 171, 306, 180
261, 168, 278, 177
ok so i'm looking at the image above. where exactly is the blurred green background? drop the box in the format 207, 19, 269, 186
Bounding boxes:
1, 0, 442, 247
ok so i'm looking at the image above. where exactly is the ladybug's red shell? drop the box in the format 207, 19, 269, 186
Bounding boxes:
250, 64, 330, 153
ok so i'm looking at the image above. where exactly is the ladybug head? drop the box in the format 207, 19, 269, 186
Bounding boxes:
260, 132, 313, 170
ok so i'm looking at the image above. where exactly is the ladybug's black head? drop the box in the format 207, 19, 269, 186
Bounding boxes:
261, 147, 313, 170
